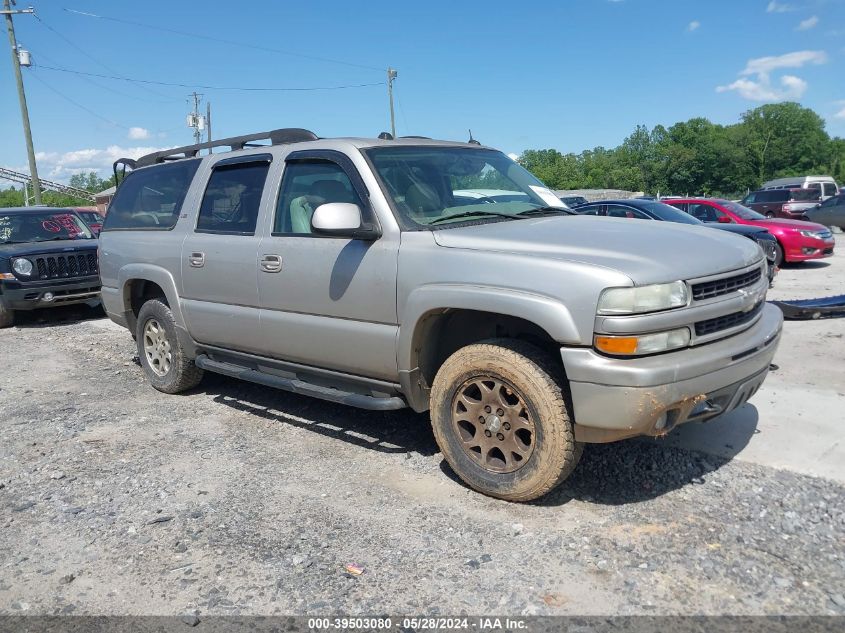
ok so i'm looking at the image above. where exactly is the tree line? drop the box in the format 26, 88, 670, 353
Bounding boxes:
0, 172, 115, 208
519, 102, 845, 198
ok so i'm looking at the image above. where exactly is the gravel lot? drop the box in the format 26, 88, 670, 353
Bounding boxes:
1, 252, 844, 617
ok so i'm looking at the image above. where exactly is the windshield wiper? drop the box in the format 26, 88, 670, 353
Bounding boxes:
428, 210, 523, 225
517, 206, 574, 216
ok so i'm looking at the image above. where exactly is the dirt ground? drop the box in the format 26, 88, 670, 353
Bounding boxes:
1, 249, 843, 617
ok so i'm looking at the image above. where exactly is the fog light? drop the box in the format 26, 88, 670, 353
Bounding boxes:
43, 292, 55, 303
802, 247, 816, 255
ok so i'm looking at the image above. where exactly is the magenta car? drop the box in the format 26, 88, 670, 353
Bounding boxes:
666, 198, 835, 266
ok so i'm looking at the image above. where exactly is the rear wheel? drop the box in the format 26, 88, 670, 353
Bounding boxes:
0, 302, 14, 329
765, 212, 775, 218
430, 339, 582, 502
136, 299, 203, 393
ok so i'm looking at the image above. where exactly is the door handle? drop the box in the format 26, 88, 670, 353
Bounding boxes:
188, 252, 205, 268
260, 254, 282, 273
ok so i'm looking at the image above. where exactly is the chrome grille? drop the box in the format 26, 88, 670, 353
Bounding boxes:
33, 252, 98, 280
695, 302, 764, 337
691, 268, 762, 301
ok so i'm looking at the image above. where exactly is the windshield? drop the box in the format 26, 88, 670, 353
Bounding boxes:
719, 200, 767, 220
364, 146, 567, 228
640, 201, 702, 225
0, 211, 94, 244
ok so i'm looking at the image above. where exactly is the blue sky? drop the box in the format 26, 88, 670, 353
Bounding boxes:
1, 0, 844, 181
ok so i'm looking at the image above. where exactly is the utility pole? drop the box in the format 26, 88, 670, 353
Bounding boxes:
187, 91, 204, 145
387, 67, 397, 138
206, 101, 212, 154
3, 1, 41, 204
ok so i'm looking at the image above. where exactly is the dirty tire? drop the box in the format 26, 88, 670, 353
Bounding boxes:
773, 241, 784, 267
430, 339, 582, 502
0, 302, 13, 329
136, 299, 203, 394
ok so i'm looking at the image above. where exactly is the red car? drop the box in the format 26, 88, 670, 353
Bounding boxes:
666, 198, 835, 266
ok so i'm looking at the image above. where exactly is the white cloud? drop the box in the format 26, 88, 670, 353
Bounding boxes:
687, 20, 701, 32
127, 126, 150, 140
740, 50, 827, 76
718, 49, 828, 101
835, 104, 845, 120
717, 74, 807, 101
797, 15, 818, 30
767, 1, 796, 13
32, 145, 168, 180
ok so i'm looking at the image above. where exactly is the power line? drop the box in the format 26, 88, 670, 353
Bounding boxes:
30, 47, 177, 105
32, 13, 177, 100
36, 63, 386, 92
26, 71, 131, 130
64, 7, 385, 72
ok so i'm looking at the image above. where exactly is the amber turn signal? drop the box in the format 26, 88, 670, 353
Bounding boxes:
594, 336, 639, 355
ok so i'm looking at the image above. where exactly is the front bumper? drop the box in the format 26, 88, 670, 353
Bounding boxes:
562, 303, 783, 443
784, 237, 835, 262
0, 277, 101, 311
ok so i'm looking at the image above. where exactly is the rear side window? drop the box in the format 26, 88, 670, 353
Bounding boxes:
103, 159, 201, 231
823, 183, 837, 197
790, 189, 820, 202
196, 160, 270, 235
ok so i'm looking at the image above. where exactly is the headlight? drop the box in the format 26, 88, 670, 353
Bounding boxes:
799, 230, 820, 238
12, 258, 33, 276
595, 328, 691, 356
597, 281, 689, 315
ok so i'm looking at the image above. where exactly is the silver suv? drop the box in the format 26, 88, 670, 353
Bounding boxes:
99, 129, 782, 501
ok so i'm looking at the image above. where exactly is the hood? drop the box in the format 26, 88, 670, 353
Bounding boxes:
705, 223, 768, 237
0, 240, 98, 259
747, 218, 829, 232
431, 216, 762, 285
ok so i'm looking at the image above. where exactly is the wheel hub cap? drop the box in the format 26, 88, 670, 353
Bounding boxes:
451, 377, 535, 474
143, 318, 172, 377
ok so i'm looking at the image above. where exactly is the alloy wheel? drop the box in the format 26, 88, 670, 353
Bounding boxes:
143, 318, 172, 377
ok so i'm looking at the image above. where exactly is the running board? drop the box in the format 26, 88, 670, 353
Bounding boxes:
194, 354, 407, 411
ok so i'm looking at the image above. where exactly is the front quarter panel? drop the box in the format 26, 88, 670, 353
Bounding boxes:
396, 231, 631, 372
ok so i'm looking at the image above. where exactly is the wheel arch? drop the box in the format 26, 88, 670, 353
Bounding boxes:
398, 285, 581, 412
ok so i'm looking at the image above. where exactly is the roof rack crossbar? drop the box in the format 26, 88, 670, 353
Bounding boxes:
134, 128, 318, 168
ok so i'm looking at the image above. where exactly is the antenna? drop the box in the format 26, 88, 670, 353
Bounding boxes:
467, 129, 480, 145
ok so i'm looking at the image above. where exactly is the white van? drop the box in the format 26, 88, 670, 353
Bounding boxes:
761, 175, 839, 201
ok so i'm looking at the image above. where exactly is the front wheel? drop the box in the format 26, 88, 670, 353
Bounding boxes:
765, 212, 775, 219
136, 299, 203, 393
773, 242, 784, 267
430, 339, 582, 502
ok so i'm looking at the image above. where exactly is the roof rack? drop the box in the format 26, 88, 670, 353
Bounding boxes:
134, 128, 319, 168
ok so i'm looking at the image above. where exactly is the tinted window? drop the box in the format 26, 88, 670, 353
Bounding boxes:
196, 161, 270, 234
274, 161, 362, 234
744, 193, 756, 204
104, 160, 200, 231
606, 205, 649, 219
790, 189, 820, 202
823, 183, 838, 197
640, 201, 701, 224
687, 203, 718, 222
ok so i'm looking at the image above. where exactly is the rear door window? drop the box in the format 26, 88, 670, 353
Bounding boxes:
103, 159, 201, 231
196, 158, 271, 235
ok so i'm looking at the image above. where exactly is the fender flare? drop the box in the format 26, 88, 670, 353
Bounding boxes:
397, 284, 581, 411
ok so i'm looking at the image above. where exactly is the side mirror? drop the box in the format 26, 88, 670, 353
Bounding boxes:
311, 203, 380, 240
717, 215, 732, 223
